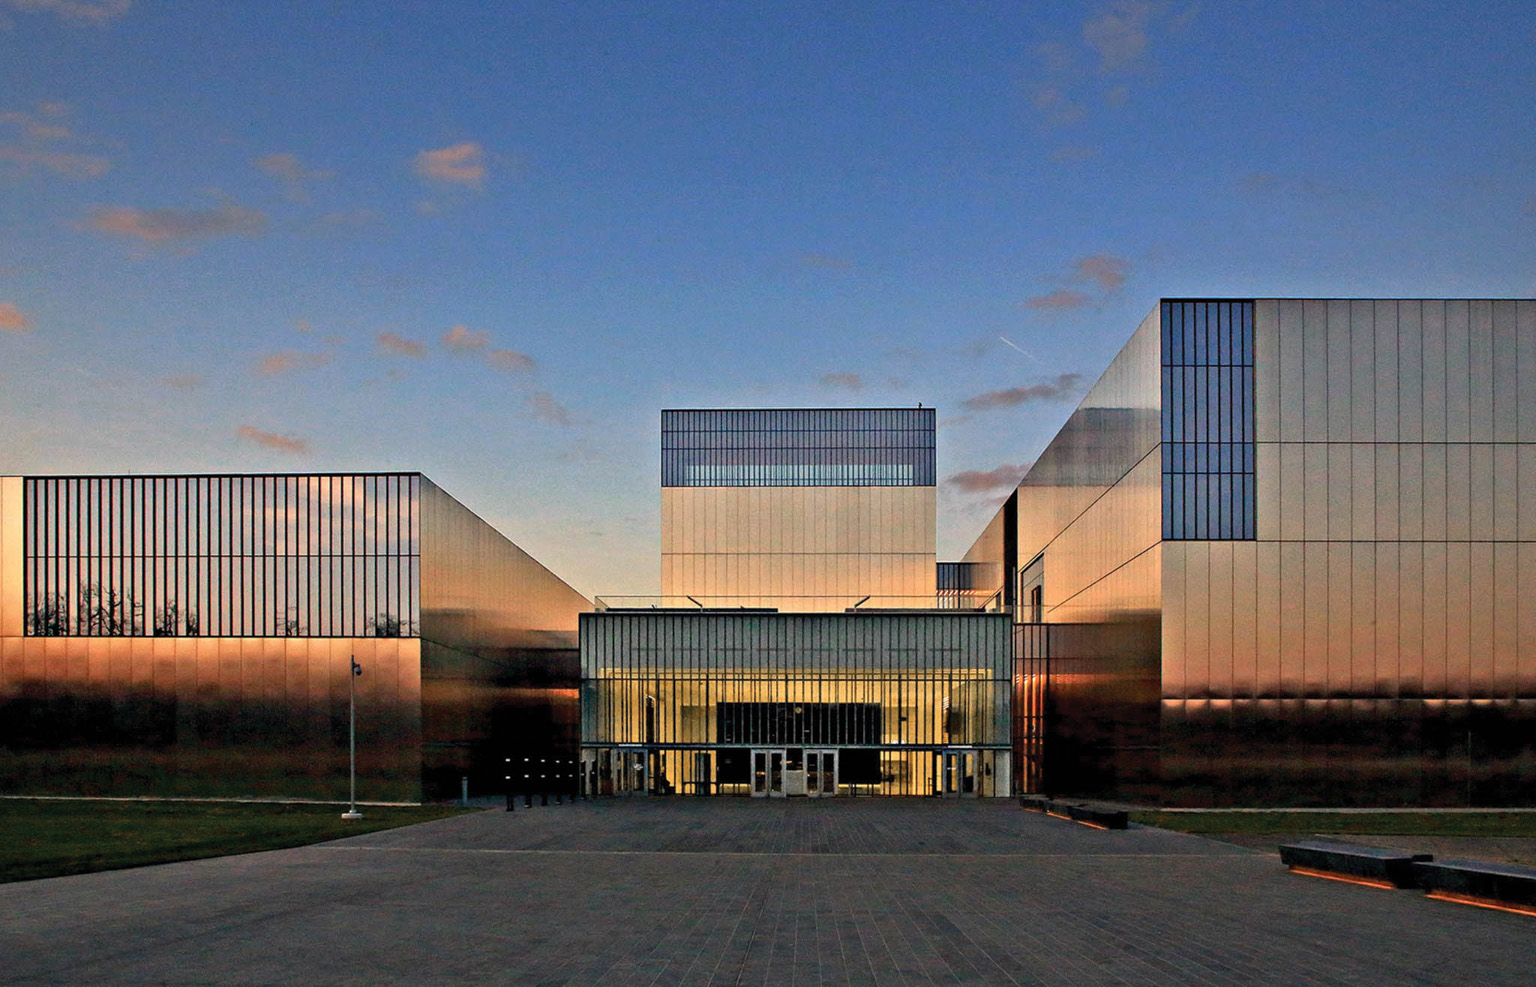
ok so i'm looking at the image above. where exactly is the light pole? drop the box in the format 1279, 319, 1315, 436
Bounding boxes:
342, 656, 363, 820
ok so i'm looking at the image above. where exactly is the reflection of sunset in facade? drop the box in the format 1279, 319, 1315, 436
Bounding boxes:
969, 298, 1536, 805
586, 409, 1011, 798
0, 473, 586, 802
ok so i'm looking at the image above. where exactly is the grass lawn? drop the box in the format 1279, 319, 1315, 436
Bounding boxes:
0, 799, 473, 884
1130, 809, 1536, 838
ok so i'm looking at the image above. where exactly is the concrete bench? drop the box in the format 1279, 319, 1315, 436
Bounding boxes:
1018, 795, 1128, 830
1278, 840, 1429, 889
1413, 859, 1536, 912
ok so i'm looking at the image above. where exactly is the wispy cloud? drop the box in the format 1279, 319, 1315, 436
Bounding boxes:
819, 372, 864, 390
84, 203, 266, 243
486, 347, 536, 372
962, 374, 1084, 411
413, 141, 485, 188
1022, 288, 1091, 311
1028, 3, 1195, 130
944, 463, 1032, 493
254, 152, 333, 200
1073, 253, 1128, 291
0, 104, 110, 179
1050, 144, 1099, 163
1083, 1, 1156, 72
525, 390, 570, 426
161, 374, 201, 390
441, 325, 489, 352
1023, 252, 1131, 310
0, 301, 31, 331
0, 0, 132, 24
798, 253, 853, 270
376, 331, 425, 358
0, 146, 111, 178
236, 425, 309, 456
255, 349, 332, 376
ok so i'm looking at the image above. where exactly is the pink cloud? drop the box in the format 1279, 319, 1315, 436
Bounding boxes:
819, 372, 864, 390
254, 152, 333, 199
962, 374, 1084, 411
376, 331, 425, 357
442, 325, 489, 351
0, 146, 109, 179
0, 0, 131, 24
1022, 289, 1090, 310
525, 390, 570, 426
413, 142, 485, 188
485, 347, 536, 373
84, 203, 266, 243
236, 425, 309, 456
255, 350, 332, 376
945, 463, 1031, 493
0, 301, 31, 331
1072, 253, 1128, 291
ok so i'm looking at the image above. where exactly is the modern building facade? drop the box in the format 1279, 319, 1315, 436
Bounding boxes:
965, 298, 1536, 805
661, 408, 937, 611
0, 472, 587, 802
584, 408, 1011, 798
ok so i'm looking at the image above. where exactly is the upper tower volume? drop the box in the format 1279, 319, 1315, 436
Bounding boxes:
660, 408, 937, 611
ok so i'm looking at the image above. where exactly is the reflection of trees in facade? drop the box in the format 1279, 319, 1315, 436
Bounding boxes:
22, 474, 421, 638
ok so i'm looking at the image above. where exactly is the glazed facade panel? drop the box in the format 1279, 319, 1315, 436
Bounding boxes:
662, 408, 936, 487
582, 611, 1010, 796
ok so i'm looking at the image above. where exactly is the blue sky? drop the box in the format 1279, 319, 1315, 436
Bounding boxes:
2, 1, 1534, 598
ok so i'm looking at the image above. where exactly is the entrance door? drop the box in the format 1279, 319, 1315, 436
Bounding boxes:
806, 749, 838, 797
939, 750, 977, 798
751, 749, 786, 798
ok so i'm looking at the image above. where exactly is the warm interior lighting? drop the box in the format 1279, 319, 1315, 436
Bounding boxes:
1286, 866, 1395, 890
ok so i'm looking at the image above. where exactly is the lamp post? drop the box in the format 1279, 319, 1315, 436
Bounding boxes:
342, 656, 363, 820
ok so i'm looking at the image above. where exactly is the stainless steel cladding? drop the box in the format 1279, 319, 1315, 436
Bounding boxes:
968, 298, 1536, 806
0, 473, 587, 802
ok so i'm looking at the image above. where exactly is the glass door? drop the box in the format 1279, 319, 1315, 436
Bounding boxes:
939, 750, 977, 797
806, 749, 837, 797
751, 749, 786, 798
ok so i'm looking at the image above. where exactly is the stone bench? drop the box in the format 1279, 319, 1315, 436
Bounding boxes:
1278, 840, 1429, 889
1017, 795, 1128, 830
1413, 859, 1536, 912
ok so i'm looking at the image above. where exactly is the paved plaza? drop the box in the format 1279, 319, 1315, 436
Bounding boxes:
1, 798, 1532, 985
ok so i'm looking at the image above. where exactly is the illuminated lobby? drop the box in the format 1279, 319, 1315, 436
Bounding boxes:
581, 409, 1012, 798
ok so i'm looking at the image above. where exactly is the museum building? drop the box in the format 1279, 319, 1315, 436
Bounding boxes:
581, 409, 1013, 798
964, 298, 1536, 805
0, 472, 587, 802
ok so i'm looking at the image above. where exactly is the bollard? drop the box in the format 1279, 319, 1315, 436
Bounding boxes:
461, 776, 469, 807
505, 758, 514, 811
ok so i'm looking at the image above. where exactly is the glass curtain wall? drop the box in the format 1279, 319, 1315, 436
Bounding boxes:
23, 474, 419, 639
582, 612, 1011, 796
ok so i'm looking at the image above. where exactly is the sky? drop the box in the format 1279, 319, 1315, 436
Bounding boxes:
2, 1, 1534, 599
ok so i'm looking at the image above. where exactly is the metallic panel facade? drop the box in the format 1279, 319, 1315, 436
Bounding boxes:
0, 472, 587, 803
968, 297, 1536, 806
581, 611, 1010, 796
417, 477, 588, 797
661, 485, 937, 610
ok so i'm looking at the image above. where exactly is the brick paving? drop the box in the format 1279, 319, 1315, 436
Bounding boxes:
1, 797, 1532, 985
